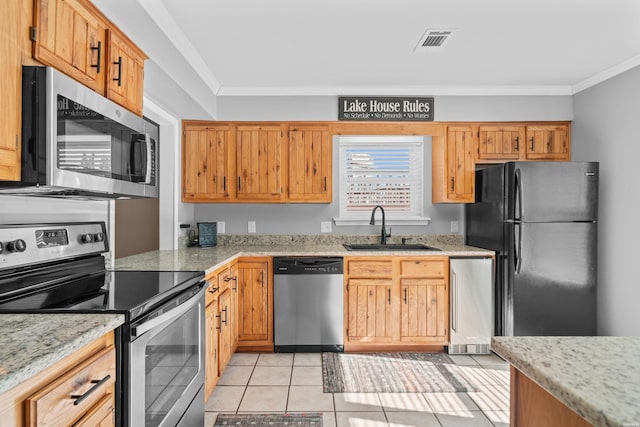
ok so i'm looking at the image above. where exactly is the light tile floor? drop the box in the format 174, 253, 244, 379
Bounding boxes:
205, 352, 510, 427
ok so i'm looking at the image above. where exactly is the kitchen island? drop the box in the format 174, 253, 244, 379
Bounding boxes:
0, 313, 124, 395
492, 336, 640, 427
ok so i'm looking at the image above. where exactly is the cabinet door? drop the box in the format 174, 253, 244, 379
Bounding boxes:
287, 125, 332, 202
400, 278, 448, 343
218, 289, 232, 372
525, 124, 570, 160
32, 0, 106, 93
0, 0, 22, 180
204, 299, 219, 401
236, 125, 284, 201
183, 125, 234, 201
105, 28, 146, 116
237, 260, 269, 342
446, 126, 475, 202
228, 262, 239, 350
346, 279, 397, 343
477, 125, 524, 162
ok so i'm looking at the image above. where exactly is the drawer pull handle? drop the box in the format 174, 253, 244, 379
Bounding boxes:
71, 374, 111, 406
209, 286, 220, 294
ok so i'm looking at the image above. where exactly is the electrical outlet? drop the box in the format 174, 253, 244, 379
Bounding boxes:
451, 221, 459, 233
217, 221, 225, 234
321, 221, 332, 233
248, 221, 256, 233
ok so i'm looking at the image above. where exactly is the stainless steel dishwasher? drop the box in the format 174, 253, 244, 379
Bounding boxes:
273, 257, 344, 352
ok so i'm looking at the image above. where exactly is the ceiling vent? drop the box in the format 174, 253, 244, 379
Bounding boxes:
415, 29, 456, 51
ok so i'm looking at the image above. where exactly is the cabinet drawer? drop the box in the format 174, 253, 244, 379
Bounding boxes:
399, 259, 445, 277
26, 346, 116, 426
347, 260, 393, 278
73, 393, 115, 426
206, 274, 219, 306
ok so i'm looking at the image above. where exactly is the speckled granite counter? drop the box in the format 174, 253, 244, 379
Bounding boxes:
113, 240, 494, 275
0, 313, 124, 395
491, 336, 640, 427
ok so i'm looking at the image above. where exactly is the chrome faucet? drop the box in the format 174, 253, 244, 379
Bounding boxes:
370, 205, 391, 245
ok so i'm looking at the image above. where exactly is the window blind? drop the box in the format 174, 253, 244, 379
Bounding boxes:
338, 136, 424, 219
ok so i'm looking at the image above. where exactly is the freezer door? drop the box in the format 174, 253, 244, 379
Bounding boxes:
503, 222, 597, 336
505, 162, 599, 222
464, 164, 506, 251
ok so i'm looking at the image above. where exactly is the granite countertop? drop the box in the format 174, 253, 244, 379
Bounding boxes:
113, 240, 494, 275
491, 336, 640, 427
0, 313, 125, 395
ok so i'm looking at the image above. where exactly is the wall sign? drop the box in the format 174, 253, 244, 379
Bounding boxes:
338, 96, 434, 121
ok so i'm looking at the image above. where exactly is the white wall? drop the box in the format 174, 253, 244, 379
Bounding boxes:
572, 65, 640, 336
192, 94, 573, 235
195, 136, 463, 235
217, 95, 573, 121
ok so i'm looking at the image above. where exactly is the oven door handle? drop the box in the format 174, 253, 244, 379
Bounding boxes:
130, 284, 205, 338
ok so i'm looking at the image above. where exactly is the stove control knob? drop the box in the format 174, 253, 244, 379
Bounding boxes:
6, 239, 26, 253
0, 242, 3, 254
81, 233, 94, 244
93, 232, 104, 242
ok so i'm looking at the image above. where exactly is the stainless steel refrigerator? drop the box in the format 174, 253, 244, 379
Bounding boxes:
465, 161, 598, 336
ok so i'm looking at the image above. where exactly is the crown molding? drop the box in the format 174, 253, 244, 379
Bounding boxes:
137, 0, 221, 94
572, 53, 640, 94
216, 85, 574, 97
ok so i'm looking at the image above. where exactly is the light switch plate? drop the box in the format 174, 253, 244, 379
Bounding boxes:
451, 221, 459, 233
217, 221, 226, 234
248, 221, 256, 233
321, 221, 332, 233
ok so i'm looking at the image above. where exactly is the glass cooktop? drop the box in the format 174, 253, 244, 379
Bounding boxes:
0, 269, 205, 320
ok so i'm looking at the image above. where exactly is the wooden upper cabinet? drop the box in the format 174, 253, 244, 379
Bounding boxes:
287, 125, 332, 203
445, 125, 475, 202
183, 124, 234, 201
477, 125, 525, 162
525, 124, 571, 160
105, 28, 146, 116
236, 125, 284, 201
32, 0, 106, 93
0, 0, 22, 180
30, 0, 146, 115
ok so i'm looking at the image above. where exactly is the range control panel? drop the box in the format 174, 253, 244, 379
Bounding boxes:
0, 222, 108, 270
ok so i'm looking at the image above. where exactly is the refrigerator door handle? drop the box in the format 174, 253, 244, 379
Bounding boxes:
514, 168, 523, 221
451, 269, 457, 332
514, 222, 522, 274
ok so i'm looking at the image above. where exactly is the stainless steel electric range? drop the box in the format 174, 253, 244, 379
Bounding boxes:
0, 222, 207, 427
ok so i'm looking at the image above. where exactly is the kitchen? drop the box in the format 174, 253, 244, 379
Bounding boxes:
1, 0, 640, 426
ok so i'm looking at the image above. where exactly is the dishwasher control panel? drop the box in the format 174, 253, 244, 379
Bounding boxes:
273, 257, 343, 275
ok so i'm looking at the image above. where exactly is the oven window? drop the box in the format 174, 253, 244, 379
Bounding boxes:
145, 305, 200, 426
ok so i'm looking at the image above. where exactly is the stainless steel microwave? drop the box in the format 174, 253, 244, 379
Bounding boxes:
0, 66, 158, 199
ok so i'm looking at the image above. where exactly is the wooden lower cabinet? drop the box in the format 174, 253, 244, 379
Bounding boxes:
218, 289, 233, 370
204, 284, 220, 401
204, 262, 239, 401
345, 256, 449, 351
510, 366, 591, 426
0, 332, 115, 427
237, 257, 273, 351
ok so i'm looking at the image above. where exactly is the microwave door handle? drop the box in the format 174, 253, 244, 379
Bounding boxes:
145, 134, 152, 184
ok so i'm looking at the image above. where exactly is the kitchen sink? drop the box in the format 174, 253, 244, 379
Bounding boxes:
343, 243, 441, 251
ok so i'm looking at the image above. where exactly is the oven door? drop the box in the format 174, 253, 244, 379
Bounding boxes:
126, 283, 205, 427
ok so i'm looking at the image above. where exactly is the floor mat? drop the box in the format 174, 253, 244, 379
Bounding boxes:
322, 352, 478, 393
214, 413, 323, 426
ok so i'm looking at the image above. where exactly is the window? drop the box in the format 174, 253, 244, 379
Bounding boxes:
336, 135, 428, 225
